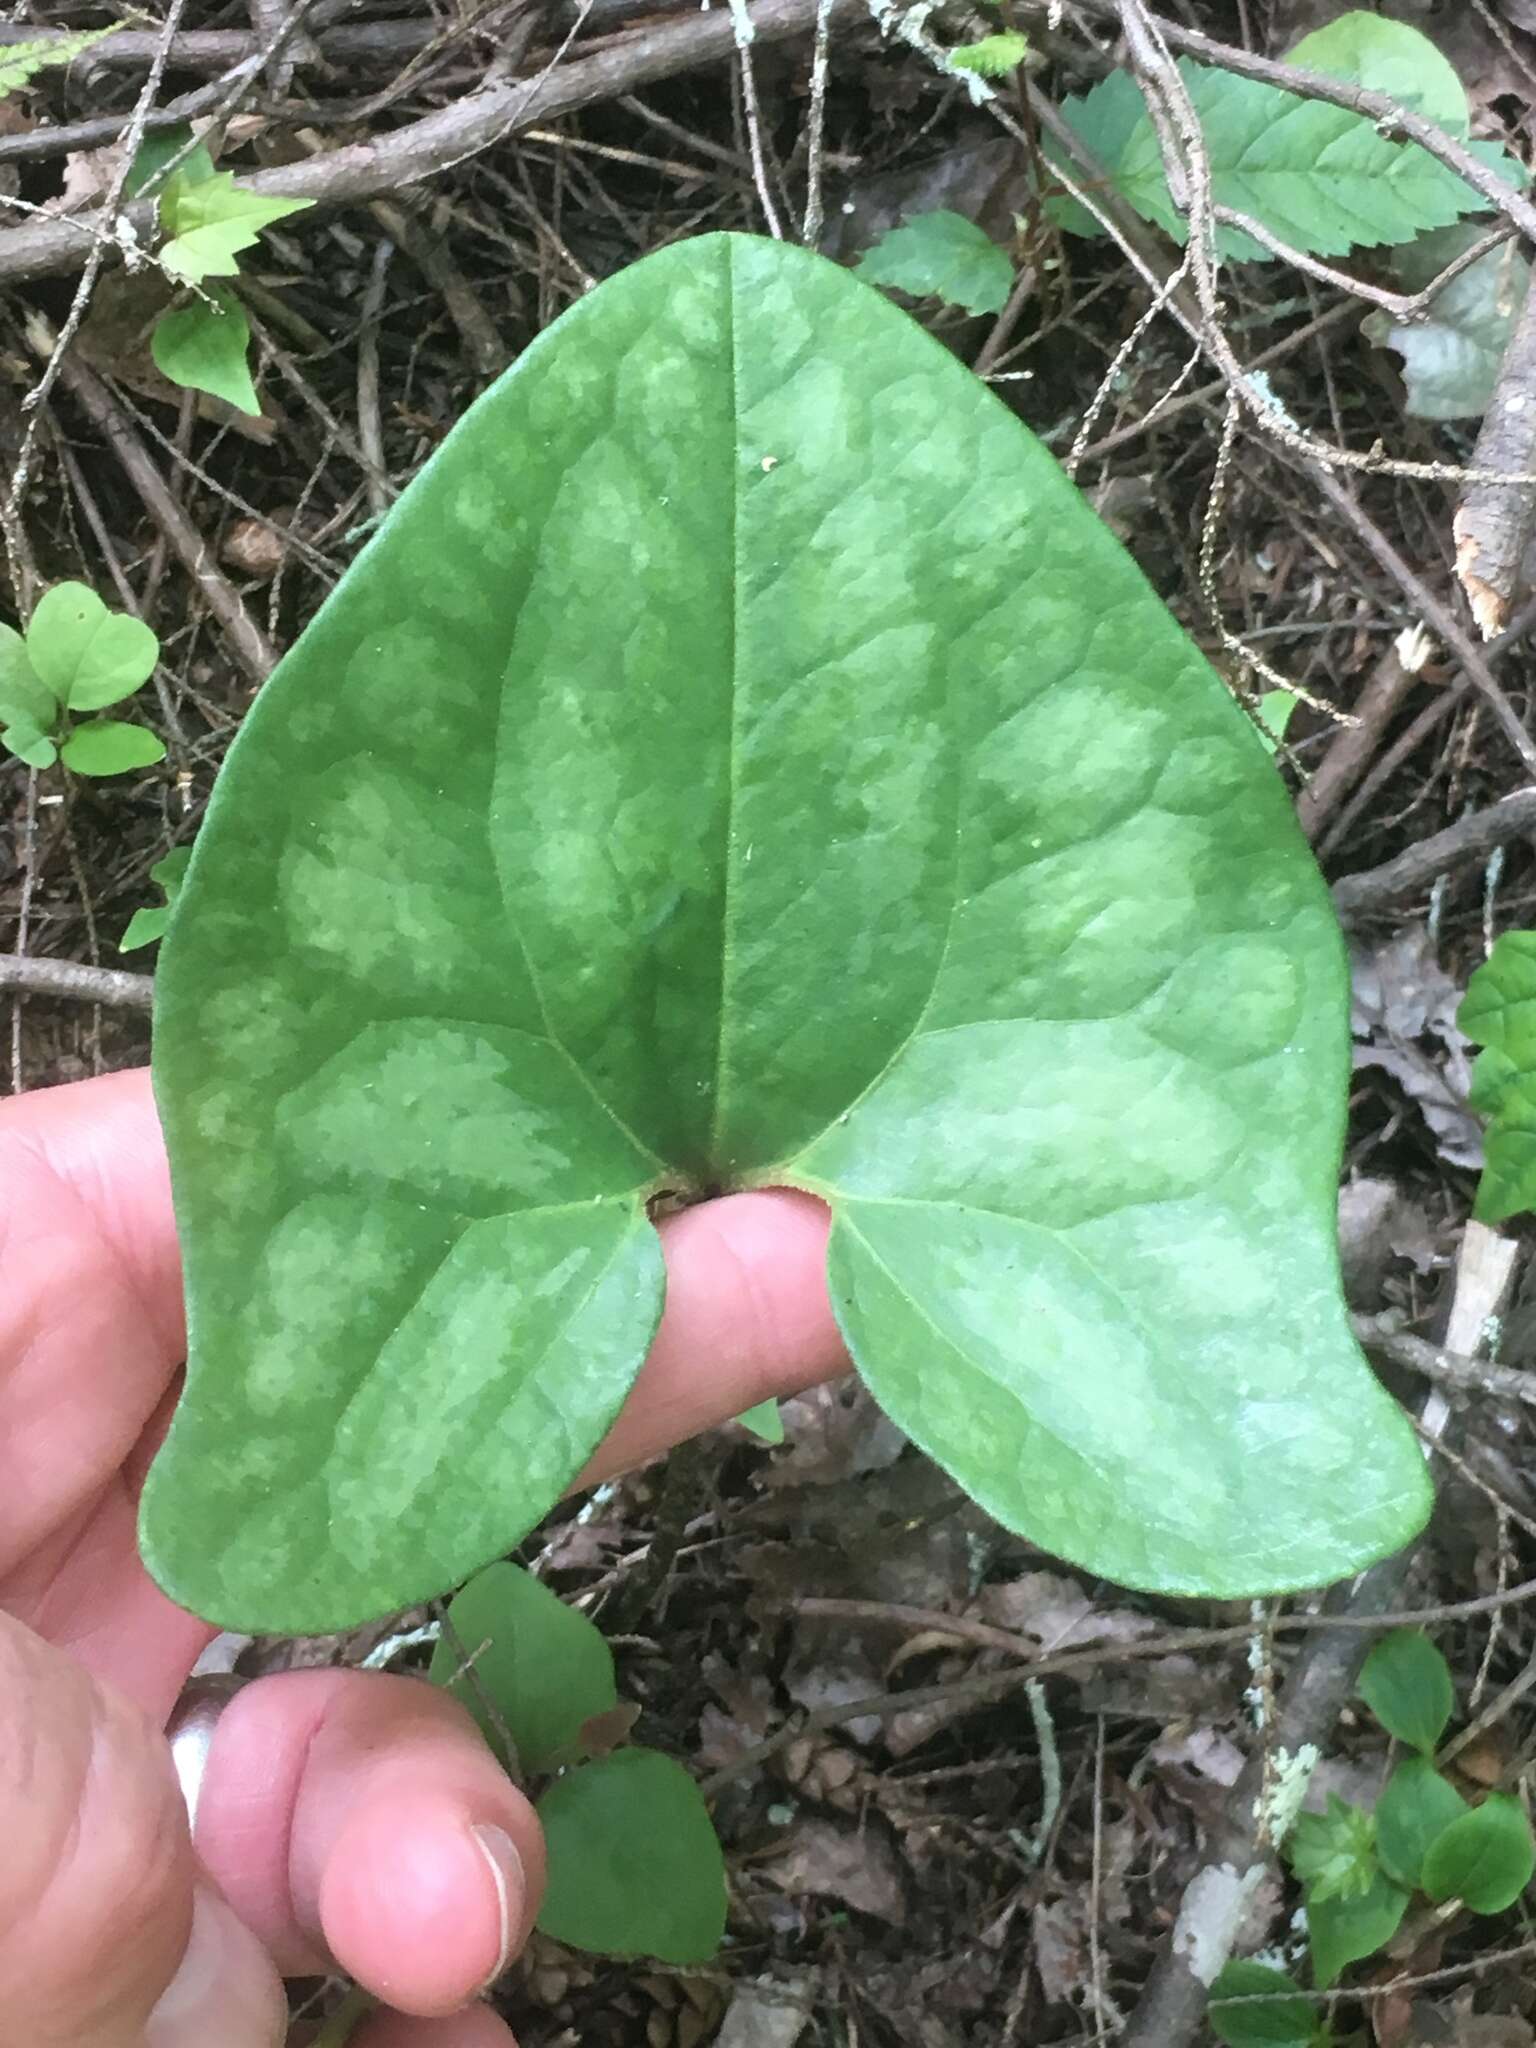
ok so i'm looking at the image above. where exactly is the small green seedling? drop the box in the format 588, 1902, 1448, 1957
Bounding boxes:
430, 1562, 726, 1963
1210, 1631, 1535, 2043
855, 210, 1014, 315
120, 847, 191, 951
130, 132, 312, 416
0, 582, 163, 775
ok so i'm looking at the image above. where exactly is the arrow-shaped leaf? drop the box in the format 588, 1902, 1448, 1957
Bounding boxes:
141, 233, 1429, 1632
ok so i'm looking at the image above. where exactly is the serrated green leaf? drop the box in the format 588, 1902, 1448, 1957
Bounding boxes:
2, 720, 58, 770
1061, 57, 1521, 262
1043, 66, 1147, 238
121, 846, 191, 953
1209, 1960, 1316, 2048
428, 1560, 617, 1772
1307, 1870, 1409, 1989
948, 31, 1028, 78
128, 126, 217, 200
139, 232, 1429, 1633
1375, 1756, 1469, 1890
1460, 931, 1536, 1221
1421, 1793, 1535, 1914
536, 1749, 726, 1961
854, 211, 1013, 315
26, 582, 158, 711
1359, 1629, 1454, 1752
1289, 1796, 1378, 1904
0, 623, 55, 728
60, 720, 166, 776
736, 1397, 785, 1444
152, 287, 260, 414
0, 24, 119, 97
1364, 224, 1531, 422
1286, 13, 1468, 134
160, 170, 313, 283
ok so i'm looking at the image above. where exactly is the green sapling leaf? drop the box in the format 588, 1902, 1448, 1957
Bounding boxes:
854, 211, 1013, 315
128, 126, 217, 199
1459, 932, 1536, 1222
1207, 1960, 1315, 2048
1420, 1793, 1536, 1915
535, 1748, 726, 1961
121, 847, 192, 952
0, 623, 55, 729
0, 24, 120, 97
141, 233, 1430, 1633
428, 1560, 617, 1772
1289, 1796, 1378, 1905
60, 721, 166, 776
152, 287, 261, 414
160, 171, 313, 283
1307, 1870, 1409, 1989
25, 582, 159, 710
736, 1398, 785, 1444
1285, 13, 1468, 133
1358, 1629, 1455, 1752
1374, 1756, 1469, 1891
2, 719, 59, 770
947, 31, 1029, 78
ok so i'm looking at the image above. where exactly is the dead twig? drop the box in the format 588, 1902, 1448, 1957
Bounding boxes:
1331, 789, 1536, 920
0, 956, 154, 1009
0, 0, 863, 288
1455, 274, 1536, 640
24, 317, 276, 687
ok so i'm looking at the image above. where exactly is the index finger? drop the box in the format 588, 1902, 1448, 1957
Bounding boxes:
5, 1067, 847, 1476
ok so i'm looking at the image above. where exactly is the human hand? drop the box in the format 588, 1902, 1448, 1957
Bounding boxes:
0, 1068, 847, 2048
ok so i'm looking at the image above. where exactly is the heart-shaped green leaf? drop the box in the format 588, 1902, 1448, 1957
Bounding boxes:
26, 582, 159, 710
1374, 1756, 1468, 1891
428, 1561, 617, 1772
141, 233, 1429, 1632
536, 1748, 726, 1961
1358, 1629, 1454, 1753
1421, 1793, 1535, 1915
1307, 1868, 1409, 1989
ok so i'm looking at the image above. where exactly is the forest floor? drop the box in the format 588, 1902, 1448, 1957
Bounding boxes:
5, 0, 1536, 2044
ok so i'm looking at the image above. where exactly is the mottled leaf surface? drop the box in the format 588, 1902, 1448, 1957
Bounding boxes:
143, 233, 1429, 1631
1459, 929, 1536, 1221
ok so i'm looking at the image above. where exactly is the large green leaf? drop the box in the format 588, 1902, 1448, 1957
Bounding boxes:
1286, 13, 1468, 132
1375, 1757, 1468, 1891
141, 233, 1429, 1631
1358, 1628, 1454, 1753
1421, 1794, 1535, 1915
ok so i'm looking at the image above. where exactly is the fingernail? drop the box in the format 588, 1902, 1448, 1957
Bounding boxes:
146, 1883, 287, 2048
471, 1823, 525, 1988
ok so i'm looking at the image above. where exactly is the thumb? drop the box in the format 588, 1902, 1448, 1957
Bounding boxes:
0, 1611, 285, 2048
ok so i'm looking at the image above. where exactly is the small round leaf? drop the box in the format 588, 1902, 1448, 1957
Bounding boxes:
1374, 1757, 1468, 1891
28, 582, 159, 711
1208, 1960, 1315, 2047
60, 720, 166, 776
1358, 1629, 1454, 1753
1421, 1793, 1535, 1915
536, 1748, 726, 1962
428, 1560, 616, 1772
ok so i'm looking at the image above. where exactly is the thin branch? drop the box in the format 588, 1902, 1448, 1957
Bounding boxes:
0, 0, 862, 288
0, 955, 154, 1010
1331, 789, 1536, 920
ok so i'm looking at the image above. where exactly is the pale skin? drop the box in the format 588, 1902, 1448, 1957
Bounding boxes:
0, 1068, 849, 2048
